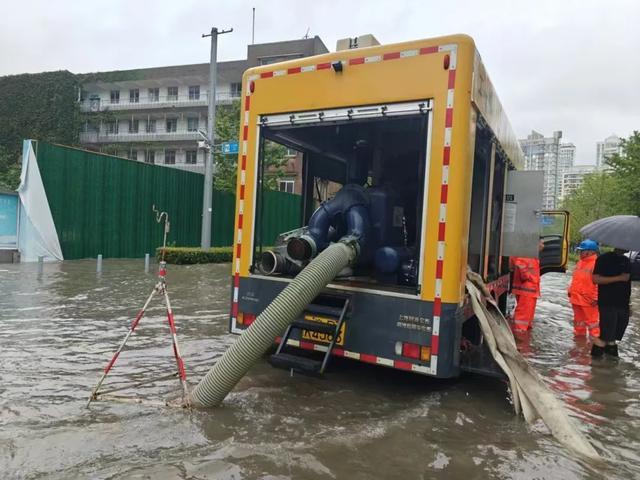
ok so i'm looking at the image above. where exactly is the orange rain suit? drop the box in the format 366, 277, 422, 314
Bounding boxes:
567, 254, 600, 337
510, 257, 541, 331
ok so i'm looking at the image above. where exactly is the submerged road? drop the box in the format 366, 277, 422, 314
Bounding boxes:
0, 260, 639, 479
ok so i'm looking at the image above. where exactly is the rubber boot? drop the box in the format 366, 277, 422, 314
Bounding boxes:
590, 344, 605, 357
604, 344, 619, 357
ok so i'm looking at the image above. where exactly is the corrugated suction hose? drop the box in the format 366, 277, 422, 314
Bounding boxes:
189, 240, 358, 407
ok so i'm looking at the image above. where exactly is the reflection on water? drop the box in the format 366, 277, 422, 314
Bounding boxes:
1, 261, 639, 479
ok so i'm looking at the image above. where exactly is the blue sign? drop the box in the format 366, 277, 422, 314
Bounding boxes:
540, 215, 555, 226
221, 141, 239, 154
0, 193, 19, 248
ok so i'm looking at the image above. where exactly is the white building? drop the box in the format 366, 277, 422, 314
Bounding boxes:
519, 130, 575, 209
560, 165, 597, 201
78, 37, 328, 174
596, 134, 623, 169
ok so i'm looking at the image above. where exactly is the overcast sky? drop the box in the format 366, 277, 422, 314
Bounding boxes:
2, 0, 639, 164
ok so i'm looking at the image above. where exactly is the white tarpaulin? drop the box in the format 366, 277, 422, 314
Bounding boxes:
17, 140, 63, 262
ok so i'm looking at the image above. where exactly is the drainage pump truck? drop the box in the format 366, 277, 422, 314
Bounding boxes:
227, 34, 568, 379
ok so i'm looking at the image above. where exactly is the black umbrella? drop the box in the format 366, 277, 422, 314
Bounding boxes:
579, 215, 640, 251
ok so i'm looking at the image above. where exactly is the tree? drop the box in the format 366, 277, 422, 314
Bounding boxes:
604, 130, 640, 214
561, 131, 640, 243
213, 100, 288, 191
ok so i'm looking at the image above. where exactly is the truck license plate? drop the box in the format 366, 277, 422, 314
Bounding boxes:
301, 315, 345, 346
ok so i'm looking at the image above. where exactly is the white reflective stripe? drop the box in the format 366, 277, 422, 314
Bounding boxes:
237, 229, 242, 244
441, 165, 449, 185
233, 287, 239, 302
286, 339, 300, 347
412, 364, 431, 374
365, 55, 382, 63
242, 141, 247, 155
447, 89, 455, 108
235, 258, 240, 273
432, 317, 441, 336
449, 49, 458, 69
240, 170, 246, 185
376, 357, 394, 367
439, 204, 447, 222
301, 65, 316, 72
239, 200, 244, 214
437, 242, 446, 261
230, 317, 243, 334
273, 69, 287, 77
435, 279, 443, 297
313, 343, 328, 352
400, 49, 419, 57
244, 111, 249, 125
430, 356, 438, 375
438, 44, 456, 52
444, 127, 452, 146
248, 74, 259, 81
344, 350, 360, 360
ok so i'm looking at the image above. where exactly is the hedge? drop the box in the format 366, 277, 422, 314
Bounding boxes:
157, 247, 233, 264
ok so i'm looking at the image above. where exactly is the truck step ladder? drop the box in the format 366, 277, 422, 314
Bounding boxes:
269, 294, 350, 376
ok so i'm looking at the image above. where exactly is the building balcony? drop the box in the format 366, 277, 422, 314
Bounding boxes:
79, 92, 241, 113
79, 130, 200, 144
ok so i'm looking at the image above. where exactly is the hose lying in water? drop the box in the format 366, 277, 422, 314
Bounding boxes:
465, 271, 600, 460
189, 239, 359, 408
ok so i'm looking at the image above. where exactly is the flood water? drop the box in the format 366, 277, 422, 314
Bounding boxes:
1, 260, 639, 479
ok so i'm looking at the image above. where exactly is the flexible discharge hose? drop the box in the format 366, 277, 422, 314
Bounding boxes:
189, 240, 358, 407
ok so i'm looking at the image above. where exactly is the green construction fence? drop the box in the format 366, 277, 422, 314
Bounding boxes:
35, 142, 301, 259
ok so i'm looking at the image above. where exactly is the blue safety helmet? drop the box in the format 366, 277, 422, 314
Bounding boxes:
576, 239, 599, 252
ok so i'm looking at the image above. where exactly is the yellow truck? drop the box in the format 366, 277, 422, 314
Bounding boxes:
227, 34, 568, 378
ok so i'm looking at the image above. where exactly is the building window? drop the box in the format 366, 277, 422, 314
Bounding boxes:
128, 119, 139, 133
129, 89, 139, 103
164, 150, 176, 165
187, 117, 199, 132
167, 86, 178, 101
186, 150, 198, 164
148, 88, 159, 102
146, 119, 156, 133
166, 118, 177, 133
144, 150, 155, 164
285, 148, 298, 157
188, 85, 200, 100
230, 82, 242, 97
278, 179, 295, 194
106, 120, 118, 134
128, 150, 138, 161
110, 90, 120, 104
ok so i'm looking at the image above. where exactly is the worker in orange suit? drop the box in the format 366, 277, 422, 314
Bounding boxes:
509, 239, 544, 332
567, 239, 600, 337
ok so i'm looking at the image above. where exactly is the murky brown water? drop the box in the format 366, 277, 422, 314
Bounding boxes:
1, 260, 639, 479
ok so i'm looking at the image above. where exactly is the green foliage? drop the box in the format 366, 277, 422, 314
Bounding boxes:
213, 99, 288, 191
0, 70, 81, 189
562, 131, 640, 243
157, 246, 233, 264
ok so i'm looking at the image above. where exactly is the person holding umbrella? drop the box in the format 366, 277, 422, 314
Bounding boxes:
567, 239, 600, 338
580, 215, 638, 357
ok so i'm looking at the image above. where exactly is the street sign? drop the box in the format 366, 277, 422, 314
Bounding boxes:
221, 141, 239, 154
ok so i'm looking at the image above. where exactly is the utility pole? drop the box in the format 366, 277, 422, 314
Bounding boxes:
252, 8, 256, 44
201, 26, 232, 249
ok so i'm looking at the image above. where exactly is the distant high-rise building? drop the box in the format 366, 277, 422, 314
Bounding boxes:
519, 130, 574, 209
560, 165, 597, 201
596, 134, 623, 169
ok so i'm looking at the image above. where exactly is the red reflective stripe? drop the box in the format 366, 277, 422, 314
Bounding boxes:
445, 108, 453, 128
433, 298, 442, 316
236, 244, 242, 258
438, 222, 446, 241
443, 146, 451, 165
420, 46, 439, 55
241, 155, 247, 169
299, 340, 315, 350
131, 309, 145, 330
242, 125, 248, 141
383, 52, 401, 60
260, 71, 273, 78
176, 356, 187, 380
231, 302, 238, 317
448, 69, 456, 89
317, 62, 331, 70
349, 57, 365, 65
431, 335, 439, 355
237, 214, 243, 228
436, 260, 444, 278
167, 311, 177, 334
440, 184, 449, 203
360, 353, 377, 364
332, 347, 345, 356
287, 67, 302, 74
394, 360, 413, 370
240, 184, 245, 200
244, 95, 251, 110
